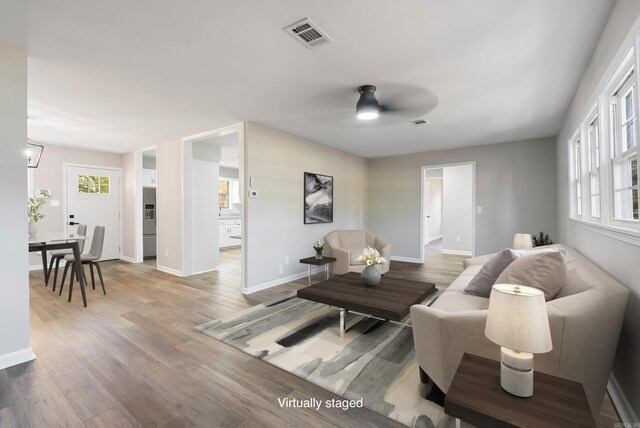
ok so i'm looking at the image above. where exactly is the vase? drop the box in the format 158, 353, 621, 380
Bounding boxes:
315, 250, 323, 260
28, 219, 38, 236
361, 264, 381, 287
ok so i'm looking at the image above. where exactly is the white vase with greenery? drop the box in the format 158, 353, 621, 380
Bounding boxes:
28, 196, 47, 236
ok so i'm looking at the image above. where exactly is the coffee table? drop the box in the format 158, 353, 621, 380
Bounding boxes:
297, 272, 436, 337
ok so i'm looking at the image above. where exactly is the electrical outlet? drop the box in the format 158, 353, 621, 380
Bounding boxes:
456, 237, 462, 243
278, 265, 283, 274
285, 256, 290, 265
476, 206, 483, 214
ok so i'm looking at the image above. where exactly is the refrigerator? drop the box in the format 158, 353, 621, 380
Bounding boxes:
143, 187, 157, 258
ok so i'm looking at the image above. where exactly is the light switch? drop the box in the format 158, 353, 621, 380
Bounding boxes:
50, 200, 60, 207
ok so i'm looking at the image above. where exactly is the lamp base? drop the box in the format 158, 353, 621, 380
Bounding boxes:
500, 347, 534, 397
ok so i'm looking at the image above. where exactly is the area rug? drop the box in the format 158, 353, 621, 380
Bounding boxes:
196, 293, 448, 428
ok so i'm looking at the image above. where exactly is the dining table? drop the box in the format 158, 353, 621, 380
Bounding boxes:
28, 232, 89, 307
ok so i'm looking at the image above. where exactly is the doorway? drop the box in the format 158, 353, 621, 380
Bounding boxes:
182, 123, 244, 287
142, 149, 157, 263
420, 162, 475, 262
65, 165, 121, 260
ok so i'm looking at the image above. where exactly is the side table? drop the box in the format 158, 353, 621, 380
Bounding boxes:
299, 256, 337, 286
444, 353, 595, 428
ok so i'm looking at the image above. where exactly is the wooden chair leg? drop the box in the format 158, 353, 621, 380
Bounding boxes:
46, 256, 55, 287
68, 266, 75, 302
52, 258, 61, 292
95, 262, 106, 295
90, 263, 96, 290
81, 264, 92, 290
59, 262, 70, 296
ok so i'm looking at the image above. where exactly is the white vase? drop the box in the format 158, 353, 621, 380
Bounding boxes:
28, 219, 38, 236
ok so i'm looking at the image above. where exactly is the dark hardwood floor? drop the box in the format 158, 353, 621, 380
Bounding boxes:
0, 250, 620, 427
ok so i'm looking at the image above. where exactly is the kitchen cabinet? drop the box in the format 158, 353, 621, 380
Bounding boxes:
219, 219, 241, 248
143, 169, 157, 187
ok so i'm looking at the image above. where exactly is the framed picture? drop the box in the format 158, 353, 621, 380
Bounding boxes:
304, 172, 333, 224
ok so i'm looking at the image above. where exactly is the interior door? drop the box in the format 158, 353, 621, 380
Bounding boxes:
66, 166, 120, 260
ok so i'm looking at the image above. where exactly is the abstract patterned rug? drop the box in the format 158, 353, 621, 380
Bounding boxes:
196, 293, 448, 428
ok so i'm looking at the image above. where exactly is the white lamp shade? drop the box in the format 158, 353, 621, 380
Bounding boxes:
512, 233, 533, 249
485, 284, 552, 354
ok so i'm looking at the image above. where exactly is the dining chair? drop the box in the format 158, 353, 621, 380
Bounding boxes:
46, 224, 87, 292
60, 226, 106, 302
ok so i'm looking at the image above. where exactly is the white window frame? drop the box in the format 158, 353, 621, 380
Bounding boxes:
585, 107, 601, 219
567, 38, 640, 245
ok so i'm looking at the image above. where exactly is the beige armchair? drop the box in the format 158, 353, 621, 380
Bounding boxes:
410, 244, 629, 416
324, 230, 391, 275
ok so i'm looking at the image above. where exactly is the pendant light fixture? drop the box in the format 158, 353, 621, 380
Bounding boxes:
26, 139, 44, 168
356, 85, 380, 120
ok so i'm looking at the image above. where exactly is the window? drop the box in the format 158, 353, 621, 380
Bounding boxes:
571, 133, 582, 217
78, 175, 110, 194
587, 115, 600, 217
219, 180, 229, 209
612, 69, 639, 221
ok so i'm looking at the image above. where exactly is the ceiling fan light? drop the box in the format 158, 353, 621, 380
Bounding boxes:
356, 85, 380, 120
357, 110, 379, 120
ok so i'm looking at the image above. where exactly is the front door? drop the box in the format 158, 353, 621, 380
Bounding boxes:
65, 166, 120, 260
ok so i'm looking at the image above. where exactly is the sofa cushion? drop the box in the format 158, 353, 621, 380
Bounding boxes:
495, 251, 567, 301
430, 291, 490, 311
445, 265, 482, 293
464, 249, 518, 297
337, 231, 367, 264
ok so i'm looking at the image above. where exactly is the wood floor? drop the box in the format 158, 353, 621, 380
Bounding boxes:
1, 251, 620, 427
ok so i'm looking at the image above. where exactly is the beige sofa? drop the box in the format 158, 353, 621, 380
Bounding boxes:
324, 230, 391, 275
410, 244, 629, 415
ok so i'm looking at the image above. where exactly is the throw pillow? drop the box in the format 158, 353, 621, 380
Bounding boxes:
494, 251, 567, 301
464, 249, 519, 297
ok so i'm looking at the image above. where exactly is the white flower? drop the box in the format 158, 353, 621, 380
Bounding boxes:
366, 260, 373, 266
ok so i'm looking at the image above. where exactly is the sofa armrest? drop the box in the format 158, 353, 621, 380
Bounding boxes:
462, 253, 495, 269
410, 305, 498, 392
328, 246, 350, 275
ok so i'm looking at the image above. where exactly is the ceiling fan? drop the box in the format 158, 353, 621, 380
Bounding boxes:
355, 84, 438, 122
305, 83, 438, 128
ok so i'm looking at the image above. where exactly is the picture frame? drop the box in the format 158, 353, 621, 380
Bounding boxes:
304, 172, 333, 224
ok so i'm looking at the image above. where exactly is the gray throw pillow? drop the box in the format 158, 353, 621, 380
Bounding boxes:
494, 251, 567, 301
464, 249, 518, 297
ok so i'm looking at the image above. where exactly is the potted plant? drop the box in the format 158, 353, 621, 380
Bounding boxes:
531, 231, 554, 247
356, 246, 387, 287
27, 191, 49, 235
313, 240, 324, 259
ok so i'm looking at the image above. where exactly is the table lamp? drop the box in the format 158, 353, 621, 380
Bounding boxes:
512, 233, 533, 249
485, 284, 552, 397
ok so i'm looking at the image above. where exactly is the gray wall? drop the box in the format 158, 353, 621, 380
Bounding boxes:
556, 0, 640, 417
368, 137, 557, 260
244, 122, 368, 290
0, 41, 30, 366
156, 140, 183, 274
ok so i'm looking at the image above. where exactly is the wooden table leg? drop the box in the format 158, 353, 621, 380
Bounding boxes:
71, 242, 87, 307
41, 250, 49, 283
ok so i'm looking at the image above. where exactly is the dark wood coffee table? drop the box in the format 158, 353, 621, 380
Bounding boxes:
297, 272, 436, 337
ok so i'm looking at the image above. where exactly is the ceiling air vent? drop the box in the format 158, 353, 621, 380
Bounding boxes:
284, 18, 333, 49
411, 119, 430, 126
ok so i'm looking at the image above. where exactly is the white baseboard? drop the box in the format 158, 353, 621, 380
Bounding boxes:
191, 268, 218, 275
243, 267, 324, 294
426, 235, 442, 243
0, 347, 36, 370
29, 260, 68, 271
441, 249, 473, 256
157, 265, 184, 277
119, 256, 142, 263
390, 256, 422, 264
608, 374, 639, 424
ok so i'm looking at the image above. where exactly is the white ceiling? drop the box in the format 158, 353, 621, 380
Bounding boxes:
6, 0, 617, 157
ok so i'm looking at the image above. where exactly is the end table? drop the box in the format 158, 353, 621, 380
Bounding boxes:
444, 353, 595, 428
299, 256, 337, 286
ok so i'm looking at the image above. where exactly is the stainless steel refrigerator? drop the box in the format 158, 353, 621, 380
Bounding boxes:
143, 187, 157, 258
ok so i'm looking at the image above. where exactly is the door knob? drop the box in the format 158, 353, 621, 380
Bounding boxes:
69, 221, 78, 225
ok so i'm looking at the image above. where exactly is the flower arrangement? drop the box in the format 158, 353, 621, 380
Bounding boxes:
356, 246, 387, 266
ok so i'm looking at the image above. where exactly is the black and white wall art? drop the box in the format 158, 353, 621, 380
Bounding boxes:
304, 172, 333, 224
